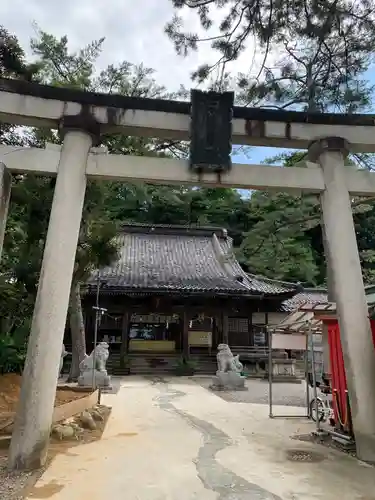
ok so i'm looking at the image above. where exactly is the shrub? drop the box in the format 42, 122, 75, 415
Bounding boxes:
0, 332, 27, 374
174, 356, 197, 376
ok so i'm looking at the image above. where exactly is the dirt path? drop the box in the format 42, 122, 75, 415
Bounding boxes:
23, 376, 375, 500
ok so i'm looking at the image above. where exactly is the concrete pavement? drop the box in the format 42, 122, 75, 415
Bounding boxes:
26, 377, 375, 499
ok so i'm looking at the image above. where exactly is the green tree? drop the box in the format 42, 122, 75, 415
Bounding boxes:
238, 150, 375, 285
165, 2, 375, 285
0, 27, 40, 148
0, 29, 45, 355
166, 1, 375, 96
0, 25, 40, 80
238, 186, 320, 284
26, 31, 148, 379
68, 184, 119, 380
30, 30, 104, 89
3, 30, 253, 380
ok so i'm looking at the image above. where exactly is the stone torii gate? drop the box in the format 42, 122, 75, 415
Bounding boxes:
1, 79, 375, 468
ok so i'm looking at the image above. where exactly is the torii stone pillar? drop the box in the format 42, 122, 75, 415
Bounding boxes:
8, 123, 95, 470
310, 137, 375, 463
0, 162, 11, 261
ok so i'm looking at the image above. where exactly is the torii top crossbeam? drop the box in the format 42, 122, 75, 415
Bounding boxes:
1, 78, 375, 152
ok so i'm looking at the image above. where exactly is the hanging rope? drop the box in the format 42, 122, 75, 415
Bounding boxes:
333, 388, 351, 430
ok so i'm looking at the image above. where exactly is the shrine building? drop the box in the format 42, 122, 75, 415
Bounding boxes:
67, 223, 326, 375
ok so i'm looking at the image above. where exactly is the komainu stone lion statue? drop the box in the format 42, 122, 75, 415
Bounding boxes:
79, 342, 109, 373
78, 342, 111, 388
210, 343, 246, 391
216, 343, 243, 374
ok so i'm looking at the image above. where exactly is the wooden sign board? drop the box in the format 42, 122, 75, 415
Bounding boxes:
188, 331, 212, 346
272, 333, 307, 350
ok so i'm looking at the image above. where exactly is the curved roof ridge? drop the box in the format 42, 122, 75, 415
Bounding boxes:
210, 233, 253, 291
120, 223, 229, 239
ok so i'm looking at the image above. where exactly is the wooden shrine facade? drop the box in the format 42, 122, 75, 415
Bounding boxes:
73, 224, 301, 359
80, 293, 296, 358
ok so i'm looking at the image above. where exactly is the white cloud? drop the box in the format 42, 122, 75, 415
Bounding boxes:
0, 0, 267, 91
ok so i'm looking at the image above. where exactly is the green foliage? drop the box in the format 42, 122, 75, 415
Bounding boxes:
0, 25, 40, 80
167, 1, 375, 106
0, 277, 34, 333
356, 206, 375, 283
0, 26, 41, 148
236, 41, 374, 112
106, 184, 252, 245
239, 188, 320, 284
30, 28, 104, 89
73, 181, 120, 283
0, 335, 25, 374
0, 324, 29, 374
239, 151, 375, 285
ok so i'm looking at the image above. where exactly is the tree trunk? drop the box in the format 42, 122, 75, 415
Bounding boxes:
67, 280, 86, 382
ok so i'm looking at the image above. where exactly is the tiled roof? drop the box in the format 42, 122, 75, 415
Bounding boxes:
246, 273, 298, 295
282, 289, 328, 312
87, 225, 296, 297
281, 284, 375, 312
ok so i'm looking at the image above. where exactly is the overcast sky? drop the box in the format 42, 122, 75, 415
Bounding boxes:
0, 0, 264, 90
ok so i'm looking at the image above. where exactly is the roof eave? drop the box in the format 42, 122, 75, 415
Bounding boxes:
82, 286, 265, 298
263, 291, 298, 300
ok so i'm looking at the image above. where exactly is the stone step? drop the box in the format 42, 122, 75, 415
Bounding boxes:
128, 353, 180, 358
108, 352, 217, 376
110, 365, 215, 376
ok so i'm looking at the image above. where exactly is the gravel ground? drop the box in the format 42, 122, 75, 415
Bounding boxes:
292, 432, 357, 458
194, 376, 309, 407
0, 405, 111, 499
0, 455, 42, 500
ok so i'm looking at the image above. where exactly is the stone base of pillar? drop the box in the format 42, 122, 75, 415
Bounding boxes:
355, 435, 375, 465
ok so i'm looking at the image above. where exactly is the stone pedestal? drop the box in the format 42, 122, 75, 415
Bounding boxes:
273, 358, 296, 377
78, 370, 111, 389
267, 359, 299, 383
210, 371, 247, 391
